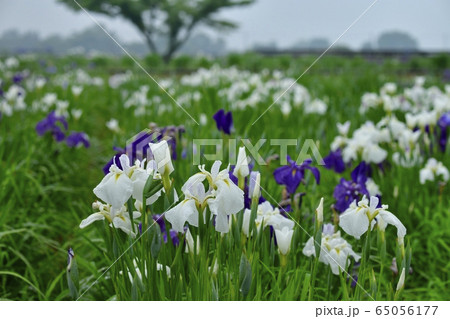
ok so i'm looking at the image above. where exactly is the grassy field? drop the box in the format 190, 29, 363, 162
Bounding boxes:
0, 53, 449, 300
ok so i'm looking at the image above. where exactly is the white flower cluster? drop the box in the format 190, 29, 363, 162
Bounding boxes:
303, 224, 360, 275
30, 93, 71, 117
107, 66, 326, 118
122, 85, 174, 116
242, 201, 295, 254
0, 66, 86, 119
166, 160, 244, 234
360, 78, 450, 115
109, 71, 133, 89
419, 158, 449, 184
331, 78, 450, 166
80, 141, 171, 237
303, 195, 407, 276
0, 84, 26, 117
0, 57, 19, 71
181, 65, 327, 115
53, 69, 104, 87
331, 120, 389, 164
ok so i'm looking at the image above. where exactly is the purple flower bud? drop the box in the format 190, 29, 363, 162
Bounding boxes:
322, 223, 335, 236
350, 275, 358, 288
67, 247, 74, 271
213, 109, 233, 135
248, 171, 260, 199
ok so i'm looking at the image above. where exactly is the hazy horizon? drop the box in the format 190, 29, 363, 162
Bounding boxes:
1, 0, 450, 51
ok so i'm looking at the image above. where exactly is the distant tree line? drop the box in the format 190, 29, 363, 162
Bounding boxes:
0, 28, 421, 57
362, 31, 419, 51
254, 31, 420, 52
0, 27, 227, 57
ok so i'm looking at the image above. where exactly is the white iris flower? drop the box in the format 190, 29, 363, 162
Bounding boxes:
339, 196, 406, 241
419, 158, 449, 184
80, 201, 141, 237
303, 225, 360, 275
165, 161, 244, 233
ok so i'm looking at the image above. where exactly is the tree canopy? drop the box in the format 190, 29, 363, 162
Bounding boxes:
58, 0, 255, 62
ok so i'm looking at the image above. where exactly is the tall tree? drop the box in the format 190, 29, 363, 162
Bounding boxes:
58, 0, 255, 62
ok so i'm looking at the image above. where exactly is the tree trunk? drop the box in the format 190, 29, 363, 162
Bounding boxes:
162, 53, 172, 64
144, 32, 158, 56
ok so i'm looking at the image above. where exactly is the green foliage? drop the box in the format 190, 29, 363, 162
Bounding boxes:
0, 54, 448, 300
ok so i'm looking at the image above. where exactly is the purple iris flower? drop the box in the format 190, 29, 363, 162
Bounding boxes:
333, 162, 371, 212
323, 148, 346, 173
164, 229, 180, 246
35, 111, 68, 142
13, 73, 24, 84
153, 214, 166, 233
102, 131, 154, 174
103, 126, 183, 174
438, 112, 450, 152
273, 156, 320, 195
65, 132, 90, 148
213, 109, 233, 135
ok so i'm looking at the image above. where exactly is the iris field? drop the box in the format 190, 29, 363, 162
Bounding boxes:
0, 53, 449, 301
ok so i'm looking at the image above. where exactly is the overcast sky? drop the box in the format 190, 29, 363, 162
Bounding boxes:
1, 0, 450, 50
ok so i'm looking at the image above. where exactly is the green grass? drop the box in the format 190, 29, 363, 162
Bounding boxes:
0, 54, 448, 300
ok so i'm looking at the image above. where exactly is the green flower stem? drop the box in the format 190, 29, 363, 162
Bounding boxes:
308, 257, 318, 301
339, 269, 349, 300
326, 267, 332, 300
355, 227, 372, 300
238, 175, 245, 191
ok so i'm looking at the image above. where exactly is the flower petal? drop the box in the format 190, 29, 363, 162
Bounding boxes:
79, 212, 105, 228
112, 217, 135, 237
378, 210, 407, 239
165, 199, 198, 233
93, 172, 133, 209
339, 207, 369, 239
